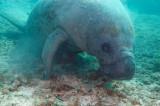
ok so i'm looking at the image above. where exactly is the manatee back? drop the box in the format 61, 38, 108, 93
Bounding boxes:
26, 0, 59, 38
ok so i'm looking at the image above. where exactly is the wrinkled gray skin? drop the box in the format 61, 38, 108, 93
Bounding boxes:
26, 0, 135, 80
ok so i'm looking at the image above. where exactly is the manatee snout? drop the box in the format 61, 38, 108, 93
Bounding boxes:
100, 51, 135, 80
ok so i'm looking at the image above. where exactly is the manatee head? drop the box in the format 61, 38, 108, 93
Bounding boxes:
87, 15, 135, 80
97, 24, 135, 80
100, 22, 135, 80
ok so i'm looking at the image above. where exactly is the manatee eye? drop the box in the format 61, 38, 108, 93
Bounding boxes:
101, 43, 112, 53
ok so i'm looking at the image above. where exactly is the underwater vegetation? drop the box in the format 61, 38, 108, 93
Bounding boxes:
0, 0, 159, 105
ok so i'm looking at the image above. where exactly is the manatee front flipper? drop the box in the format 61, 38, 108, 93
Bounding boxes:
42, 28, 68, 80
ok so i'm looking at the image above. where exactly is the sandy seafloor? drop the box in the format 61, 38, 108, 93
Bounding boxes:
0, 1, 160, 106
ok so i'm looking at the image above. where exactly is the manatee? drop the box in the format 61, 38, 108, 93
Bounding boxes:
0, 0, 135, 80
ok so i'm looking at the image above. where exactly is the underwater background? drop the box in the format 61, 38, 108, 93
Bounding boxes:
0, 0, 160, 105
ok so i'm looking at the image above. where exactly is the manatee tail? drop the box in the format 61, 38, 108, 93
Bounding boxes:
0, 1, 33, 32
0, 13, 26, 32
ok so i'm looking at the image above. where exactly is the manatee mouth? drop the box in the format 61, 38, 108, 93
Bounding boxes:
100, 51, 135, 80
